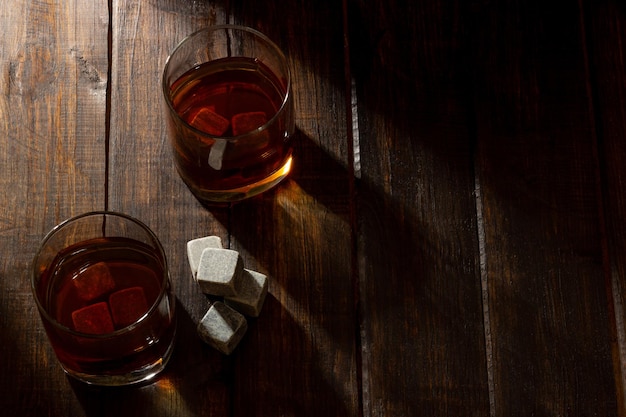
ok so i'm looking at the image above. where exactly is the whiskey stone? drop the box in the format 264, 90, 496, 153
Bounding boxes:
72, 261, 115, 301
231, 111, 267, 136
225, 269, 268, 317
187, 236, 223, 278
208, 139, 227, 170
71, 302, 115, 335
231, 111, 270, 149
196, 247, 243, 296
197, 301, 247, 355
109, 286, 148, 328
189, 107, 229, 137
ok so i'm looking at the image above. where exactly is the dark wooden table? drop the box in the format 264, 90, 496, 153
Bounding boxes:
2, 0, 625, 415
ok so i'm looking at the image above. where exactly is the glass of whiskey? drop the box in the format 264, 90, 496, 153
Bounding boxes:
162, 25, 295, 204
31, 211, 176, 386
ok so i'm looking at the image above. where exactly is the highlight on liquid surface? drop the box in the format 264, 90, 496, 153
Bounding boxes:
167, 56, 294, 193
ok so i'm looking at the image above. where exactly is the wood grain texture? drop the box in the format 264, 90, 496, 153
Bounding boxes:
227, 1, 358, 415
584, 0, 626, 411
2, 0, 626, 415
471, 0, 618, 414
350, 0, 490, 415
0, 0, 108, 415
107, 0, 357, 416
107, 0, 232, 415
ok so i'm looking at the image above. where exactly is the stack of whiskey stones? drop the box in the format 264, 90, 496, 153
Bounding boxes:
186, 236, 268, 354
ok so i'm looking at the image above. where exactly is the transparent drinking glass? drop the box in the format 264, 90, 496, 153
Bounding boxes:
31, 211, 176, 386
162, 25, 295, 204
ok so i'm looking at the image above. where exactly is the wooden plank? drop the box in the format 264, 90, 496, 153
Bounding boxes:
107, 1, 233, 415
470, 0, 618, 414
227, 1, 358, 416
0, 0, 108, 415
349, 0, 490, 415
584, 0, 626, 412
109, 0, 357, 415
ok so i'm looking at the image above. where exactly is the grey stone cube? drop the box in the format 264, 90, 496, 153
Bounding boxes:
225, 269, 268, 317
197, 302, 247, 354
197, 247, 243, 296
187, 236, 223, 277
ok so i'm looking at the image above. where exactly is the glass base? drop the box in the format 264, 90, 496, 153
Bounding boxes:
62, 332, 176, 387
186, 156, 292, 205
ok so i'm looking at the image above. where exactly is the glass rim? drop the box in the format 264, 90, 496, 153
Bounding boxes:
31, 211, 171, 339
161, 24, 292, 141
